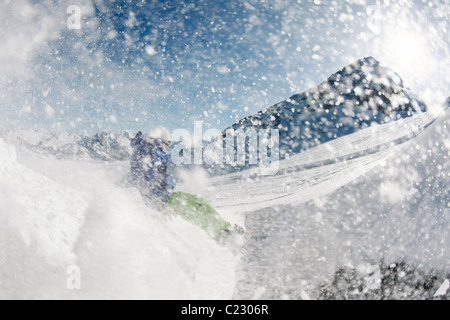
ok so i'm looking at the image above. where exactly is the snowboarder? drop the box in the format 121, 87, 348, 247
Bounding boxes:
130, 128, 175, 209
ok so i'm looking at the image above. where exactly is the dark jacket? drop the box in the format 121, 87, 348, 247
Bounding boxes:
130, 132, 175, 205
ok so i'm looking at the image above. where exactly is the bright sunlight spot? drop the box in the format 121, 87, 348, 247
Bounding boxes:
382, 29, 435, 84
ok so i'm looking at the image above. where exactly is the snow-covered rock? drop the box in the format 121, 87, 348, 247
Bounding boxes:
200, 57, 427, 175
226, 57, 426, 158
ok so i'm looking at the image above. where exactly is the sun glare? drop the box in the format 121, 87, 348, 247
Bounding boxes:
382, 30, 433, 83
392, 34, 425, 65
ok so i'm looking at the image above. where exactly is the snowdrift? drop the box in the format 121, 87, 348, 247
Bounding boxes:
0, 139, 238, 299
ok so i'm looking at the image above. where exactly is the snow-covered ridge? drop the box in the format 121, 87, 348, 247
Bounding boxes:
0, 130, 135, 161
225, 57, 427, 157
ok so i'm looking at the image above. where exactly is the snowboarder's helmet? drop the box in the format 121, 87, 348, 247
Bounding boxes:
149, 127, 171, 146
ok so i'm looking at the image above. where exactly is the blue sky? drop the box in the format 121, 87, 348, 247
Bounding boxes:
0, 0, 448, 134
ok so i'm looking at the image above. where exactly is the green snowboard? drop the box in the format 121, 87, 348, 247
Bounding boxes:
168, 192, 232, 239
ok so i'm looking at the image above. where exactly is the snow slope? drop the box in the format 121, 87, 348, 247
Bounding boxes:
0, 139, 238, 299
